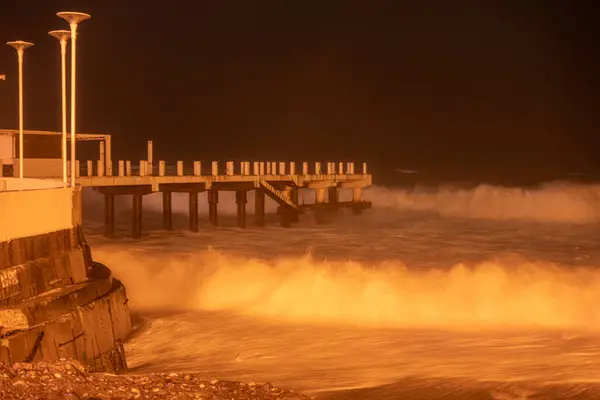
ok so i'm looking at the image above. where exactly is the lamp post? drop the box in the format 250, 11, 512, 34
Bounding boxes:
48, 30, 71, 184
57, 11, 91, 186
6, 41, 34, 179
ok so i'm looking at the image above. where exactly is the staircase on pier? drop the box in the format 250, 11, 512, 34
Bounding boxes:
257, 178, 301, 212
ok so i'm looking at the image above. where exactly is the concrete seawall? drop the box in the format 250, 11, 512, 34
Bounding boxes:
0, 178, 132, 372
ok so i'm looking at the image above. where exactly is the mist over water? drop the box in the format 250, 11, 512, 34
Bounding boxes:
83, 182, 600, 398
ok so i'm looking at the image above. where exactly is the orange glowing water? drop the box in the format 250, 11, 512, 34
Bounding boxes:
84, 183, 600, 399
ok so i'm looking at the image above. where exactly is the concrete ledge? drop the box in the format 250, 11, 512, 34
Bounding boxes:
0, 279, 131, 373
0, 247, 89, 306
0, 226, 85, 270
0, 277, 112, 331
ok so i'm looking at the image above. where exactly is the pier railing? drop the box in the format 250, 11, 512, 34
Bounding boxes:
70, 160, 368, 179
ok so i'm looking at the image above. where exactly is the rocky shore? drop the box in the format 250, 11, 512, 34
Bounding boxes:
0, 360, 312, 400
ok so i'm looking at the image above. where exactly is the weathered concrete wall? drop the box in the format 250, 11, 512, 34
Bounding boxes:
0, 179, 132, 372
0, 182, 76, 242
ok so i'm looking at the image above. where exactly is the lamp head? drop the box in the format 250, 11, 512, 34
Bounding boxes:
6, 41, 34, 52
48, 30, 71, 41
57, 11, 91, 25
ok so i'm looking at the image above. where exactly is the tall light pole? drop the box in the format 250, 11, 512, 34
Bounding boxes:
57, 11, 91, 186
6, 41, 34, 179
48, 30, 71, 184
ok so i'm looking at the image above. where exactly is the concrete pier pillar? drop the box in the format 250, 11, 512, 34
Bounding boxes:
328, 186, 339, 203
162, 191, 172, 230
316, 188, 325, 203
254, 188, 265, 226
352, 187, 362, 202
352, 188, 363, 215
104, 193, 115, 238
208, 188, 219, 226
290, 188, 299, 205
132, 194, 143, 239
236, 190, 247, 229
189, 192, 199, 232
290, 189, 300, 222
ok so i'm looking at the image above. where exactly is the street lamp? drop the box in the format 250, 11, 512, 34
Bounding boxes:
57, 11, 91, 186
48, 30, 71, 184
6, 40, 34, 179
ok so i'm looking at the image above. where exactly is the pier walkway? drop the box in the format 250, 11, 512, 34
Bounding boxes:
75, 159, 372, 238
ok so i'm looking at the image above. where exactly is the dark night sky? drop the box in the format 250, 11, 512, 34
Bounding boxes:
0, 1, 598, 183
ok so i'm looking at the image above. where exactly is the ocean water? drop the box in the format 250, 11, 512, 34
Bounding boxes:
82, 180, 600, 399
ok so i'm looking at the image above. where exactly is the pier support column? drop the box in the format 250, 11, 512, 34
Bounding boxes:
132, 194, 143, 239
254, 188, 265, 226
104, 193, 115, 238
189, 192, 199, 232
162, 191, 172, 230
208, 188, 219, 226
328, 187, 339, 203
279, 208, 293, 228
290, 189, 300, 222
236, 190, 247, 229
315, 188, 325, 204
352, 188, 363, 215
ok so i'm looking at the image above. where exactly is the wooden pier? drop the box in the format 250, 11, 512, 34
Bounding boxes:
80, 159, 372, 238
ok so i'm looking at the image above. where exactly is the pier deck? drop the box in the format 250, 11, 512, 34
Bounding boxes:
74, 159, 372, 238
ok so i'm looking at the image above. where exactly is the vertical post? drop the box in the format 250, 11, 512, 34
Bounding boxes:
316, 188, 325, 204
278, 162, 286, 175
208, 187, 219, 226
105, 135, 112, 176
352, 187, 363, 215
302, 162, 308, 175
147, 140, 153, 175
97, 160, 104, 177
254, 188, 265, 226
125, 160, 131, 176
104, 193, 114, 238
159, 160, 165, 176
290, 188, 300, 223
236, 190, 247, 229
177, 161, 183, 176
362, 162, 367, 174
226, 161, 234, 176
212, 161, 218, 176
259, 162, 265, 175
99, 140, 105, 173
189, 191, 199, 232
352, 187, 362, 202
193, 161, 201, 176
327, 162, 333, 175
315, 162, 322, 175
162, 191, 172, 230
253, 161, 259, 175
132, 193, 143, 239
59, 39, 68, 184
18, 50, 24, 178
86, 160, 92, 177
75, 160, 80, 178
266, 162, 271, 175
289, 162, 296, 176
338, 162, 344, 175
139, 160, 146, 177
271, 162, 277, 175
118, 160, 124, 177
328, 186, 338, 203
